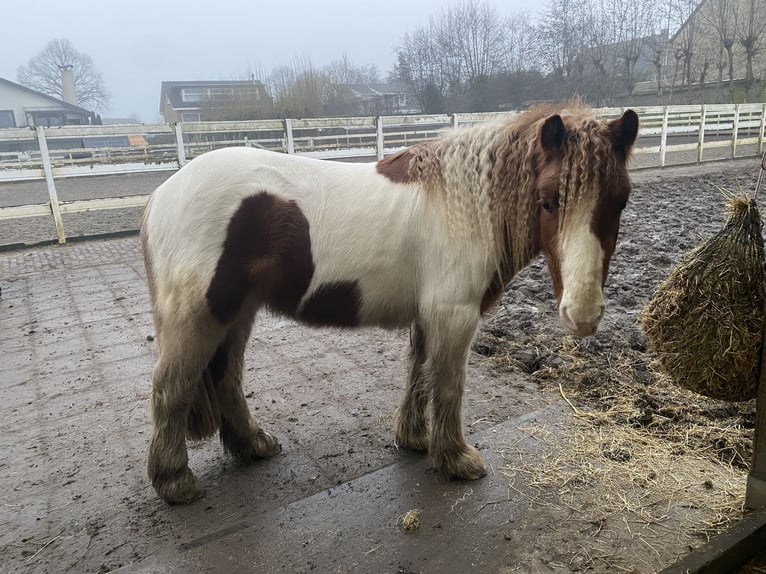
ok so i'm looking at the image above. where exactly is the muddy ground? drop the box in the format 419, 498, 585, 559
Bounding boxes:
0, 158, 763, 573
477, 159, 759, 472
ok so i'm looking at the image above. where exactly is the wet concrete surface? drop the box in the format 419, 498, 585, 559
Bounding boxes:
117, 404, 573, 574
0, 238, 561, 573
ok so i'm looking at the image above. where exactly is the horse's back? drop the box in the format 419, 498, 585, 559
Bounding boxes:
142, 147, 428, 328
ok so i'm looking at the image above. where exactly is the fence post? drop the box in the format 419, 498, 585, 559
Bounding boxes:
759, 103, 766, 155
376, 116, 384, 160
36, 126, 66, 244
731, 103, 740, 159
746, 326, 766, 509
285, 119, 295, 154
452, 114, 459, 129
659, 106, 669, 167
174, 123, 187, 167
697, 104, 707, 164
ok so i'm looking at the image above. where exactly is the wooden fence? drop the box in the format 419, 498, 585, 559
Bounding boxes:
1, 103, 765, 244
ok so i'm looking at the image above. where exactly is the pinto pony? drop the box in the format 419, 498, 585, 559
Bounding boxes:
141, 101, 639, 504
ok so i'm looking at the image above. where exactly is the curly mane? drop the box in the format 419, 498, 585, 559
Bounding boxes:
389, 100, 624, 274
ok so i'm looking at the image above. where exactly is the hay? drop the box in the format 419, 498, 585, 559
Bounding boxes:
640, 190, 766, 402
503, 409, 746, 572
503, 378, 747, 570
400, 509, 421, 532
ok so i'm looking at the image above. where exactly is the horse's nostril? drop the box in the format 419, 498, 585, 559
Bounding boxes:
560, 305, 602, 337
560, 306, 578, 332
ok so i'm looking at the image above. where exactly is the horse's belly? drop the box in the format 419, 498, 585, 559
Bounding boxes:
294, 267, 418, 329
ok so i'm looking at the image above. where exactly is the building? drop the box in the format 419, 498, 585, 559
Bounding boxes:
0, 77, 95, 128
325, 83, 420, 116
159, 80, 273, 122
651, 0, 766, 103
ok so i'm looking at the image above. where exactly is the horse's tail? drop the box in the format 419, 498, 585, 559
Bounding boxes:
186, 361, 223, 441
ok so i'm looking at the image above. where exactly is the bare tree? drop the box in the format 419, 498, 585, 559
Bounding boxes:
536, 0, 589, 97
583, 0, 619, 104
668, 0, 699, 103
320, 55, 383, 116
323, 54, 380, 85
394, 26, 449, 111
17, 39, 109, 112
737, 0, 766, 94
699, 0, 739, 98
394, 0, 512, 109
446, 0, 508, 84
504, 11, 535, 73
268, 57, 323, 118
612, 0, 658, 100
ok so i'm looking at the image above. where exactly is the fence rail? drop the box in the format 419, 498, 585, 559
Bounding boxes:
1, 103, 765, 244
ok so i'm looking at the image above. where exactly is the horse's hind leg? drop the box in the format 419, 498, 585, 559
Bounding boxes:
148, 314, 224, 505
214, 310, 281, 460
394, 320, 430, 451
423, 304, 486, 480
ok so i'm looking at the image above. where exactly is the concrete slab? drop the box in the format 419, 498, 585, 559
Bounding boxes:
114, 403, 574, 574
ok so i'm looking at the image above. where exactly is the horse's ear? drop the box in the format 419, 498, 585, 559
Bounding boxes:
540, 114, 566, 154
609, 109, 639, 155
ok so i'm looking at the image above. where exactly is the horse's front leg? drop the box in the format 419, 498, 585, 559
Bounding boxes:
424, 304, 486, 480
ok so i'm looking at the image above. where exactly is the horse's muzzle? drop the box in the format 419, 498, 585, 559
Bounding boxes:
559, 304, 605, 337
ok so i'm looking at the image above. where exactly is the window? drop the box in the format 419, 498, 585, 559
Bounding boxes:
0, 110, 15, 128
181, 86, 261, 103
181, 112, 202, 122
28, 112, 66, 127
181, 88, 205, 103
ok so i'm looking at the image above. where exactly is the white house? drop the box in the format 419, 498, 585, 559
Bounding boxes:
0, 77, 95, 128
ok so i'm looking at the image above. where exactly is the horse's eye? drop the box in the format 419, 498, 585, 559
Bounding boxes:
541, 200, 554, 214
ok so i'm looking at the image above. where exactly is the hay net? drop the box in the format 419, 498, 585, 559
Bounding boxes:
641, 191, 765, 402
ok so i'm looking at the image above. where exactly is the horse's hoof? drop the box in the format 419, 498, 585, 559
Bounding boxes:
436, 445, 487, 481
394, 429, 429, 452
154, 467, 205, 505
227, 429, 282, 461
254, 430, 281, 458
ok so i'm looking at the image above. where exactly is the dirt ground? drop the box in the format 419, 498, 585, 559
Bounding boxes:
472, 159, 762, 570
0, 157, 763, 573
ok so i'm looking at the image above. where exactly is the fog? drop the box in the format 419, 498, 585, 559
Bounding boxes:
0, 0, 534, 122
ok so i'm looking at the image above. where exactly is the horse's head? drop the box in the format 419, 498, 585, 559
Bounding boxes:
535, 109, 639, 337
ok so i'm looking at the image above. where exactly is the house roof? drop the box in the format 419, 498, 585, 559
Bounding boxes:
159, 80, 270, 113
669, 0, 708, 43
344, 82, 410, 97
330, 82, 415, 103
0, 77, 92, 114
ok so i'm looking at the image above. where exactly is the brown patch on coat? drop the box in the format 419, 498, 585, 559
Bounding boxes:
536, 161, 564, 301
376, 142, 443, 186
376, 148, 416, 184
206, 192, 314, 324
592, 168, 632, 284
297, 281, 362, 326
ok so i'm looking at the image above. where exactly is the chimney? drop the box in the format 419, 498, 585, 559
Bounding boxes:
60, 65, 77, 104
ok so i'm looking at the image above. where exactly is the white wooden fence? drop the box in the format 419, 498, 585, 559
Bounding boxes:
1, 103, 765, 244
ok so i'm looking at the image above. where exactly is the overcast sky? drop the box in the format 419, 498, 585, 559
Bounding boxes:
1, 0, 535, 122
